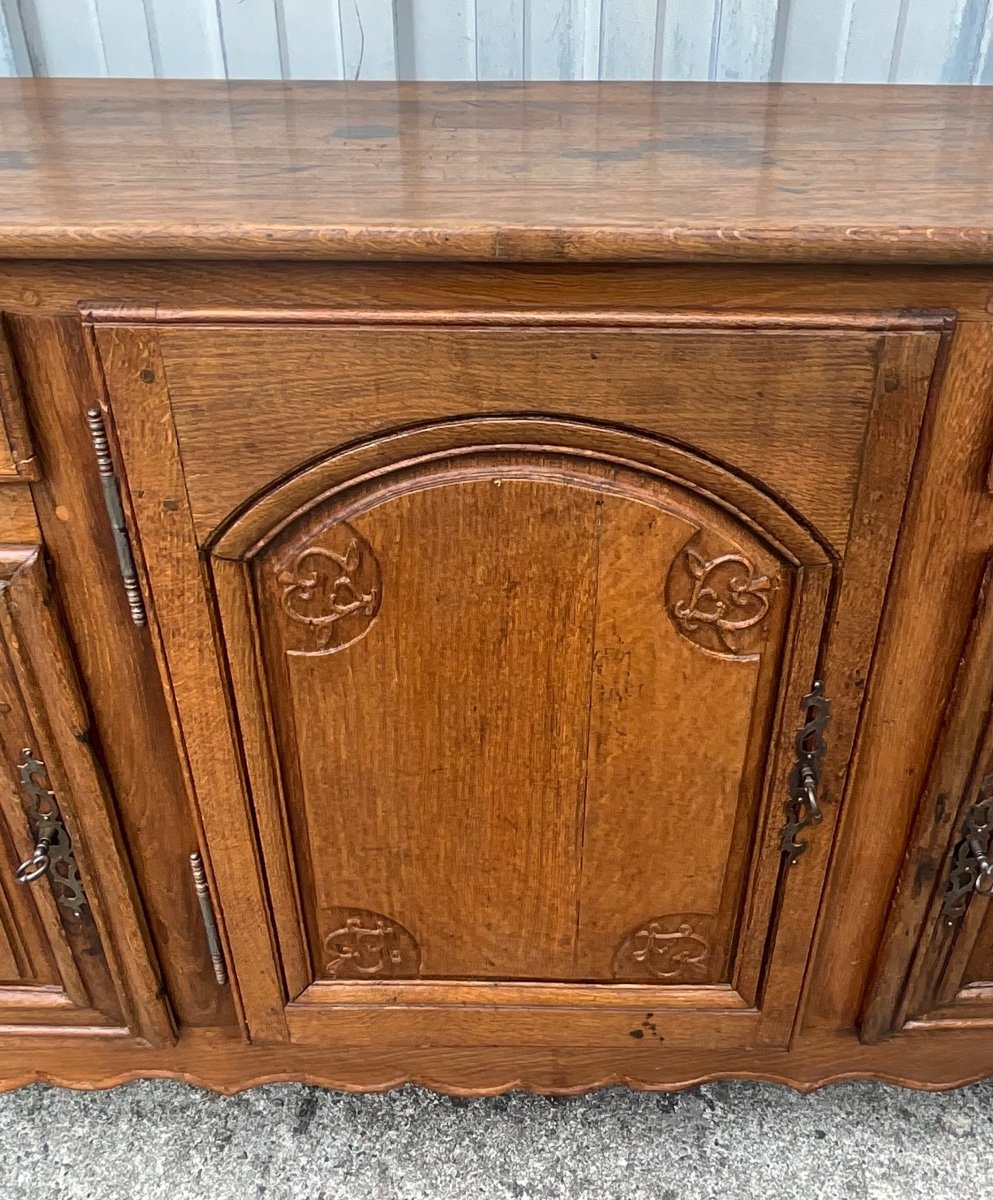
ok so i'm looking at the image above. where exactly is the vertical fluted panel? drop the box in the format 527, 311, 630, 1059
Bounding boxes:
0, 0, 988, 82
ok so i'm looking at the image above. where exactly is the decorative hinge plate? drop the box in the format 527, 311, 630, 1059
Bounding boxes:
941, 773, 993, 925
780, 680, 832, 864
86, 407, 146, 627
14, 748, 89, 919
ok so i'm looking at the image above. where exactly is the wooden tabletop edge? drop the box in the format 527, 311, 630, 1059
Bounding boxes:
0, 223, 991, 263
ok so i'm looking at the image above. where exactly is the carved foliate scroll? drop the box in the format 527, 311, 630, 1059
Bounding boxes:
665, 537, 774, 657
322, 907, 421, 980
613, 914, 712, 983
273, 521, 381, 655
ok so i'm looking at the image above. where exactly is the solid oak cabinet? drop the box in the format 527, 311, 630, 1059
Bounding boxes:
0, 79, 990, 1095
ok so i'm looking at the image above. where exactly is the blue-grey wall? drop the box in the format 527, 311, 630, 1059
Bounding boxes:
1, 1, 991, 83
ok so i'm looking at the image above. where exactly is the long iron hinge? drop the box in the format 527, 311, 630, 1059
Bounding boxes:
941, 773, 993, 925
14, 748, 89, 919
780, 680, 832, 865
189, 851, 228, 986
86, 407, 147, 627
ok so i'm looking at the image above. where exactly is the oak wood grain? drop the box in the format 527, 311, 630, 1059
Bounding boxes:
0, 317, 37, 480
85, 305, 943, 1058
0, 1026, 987, 1097
10, 314, 237, 1032
861, 559, 993, 1041
0, 83, 985, 1089
0, 262, 989, 323
90, 324, 288, 1043
0, 81, 989, 264
154, 320, 883, 551
0, 551, 174, 1046
806, 320, 993, 1032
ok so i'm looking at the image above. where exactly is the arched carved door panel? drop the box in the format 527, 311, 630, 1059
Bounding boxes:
204, 438, 834, 1049
239, 453, 797, 994
86, 309, 941, 1050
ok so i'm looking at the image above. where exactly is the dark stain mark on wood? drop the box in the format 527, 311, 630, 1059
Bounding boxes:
560, 132, 779, 169
912, 856, 938, 900
332, 125, 400, 140
0, 151, 34, 170
630, 1013, 663, 1042
561, 147, 646, 164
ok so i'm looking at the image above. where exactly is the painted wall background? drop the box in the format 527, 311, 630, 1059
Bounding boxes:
0, 0, 991, 84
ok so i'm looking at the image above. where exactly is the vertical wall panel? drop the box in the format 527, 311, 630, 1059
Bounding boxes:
340, 0, 397, 80
944, 0, 992, 82
780, 0, 852, 82
0, 8, 17, 76
599, 0, 658, 80
526, 0, 584, 78
0, 0, 989, 82
891, 0, 973, 83
280, 0, 344, 79
579, 0, 601, 79
396, 0, 476, 80
21, 0, 107, 75
217, 0, 283, 79
0, 2, 31, 75
656, 0, 721, 80
978, 3, 993, 80
95, 0, 154, 76
477, 0, 524, 79
146, 0, 226, 77
713, 0, 781, 81
841, 0, 903, 81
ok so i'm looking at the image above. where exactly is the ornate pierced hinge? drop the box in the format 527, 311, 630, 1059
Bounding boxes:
86, 408, 146, 627
941, 774, 993, 925
780, 681, 832, 865
189, 852, 227, 986
13, 748, 88, 919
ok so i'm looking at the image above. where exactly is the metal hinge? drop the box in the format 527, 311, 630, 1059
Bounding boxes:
85, 407, 146, 627
13, 748, 89, 919
941, 774, 993, 925
781, 680, 832, 864
189, 852, 228, 986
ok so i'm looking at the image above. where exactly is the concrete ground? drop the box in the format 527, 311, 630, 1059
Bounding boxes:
0, 1078, 989, 1199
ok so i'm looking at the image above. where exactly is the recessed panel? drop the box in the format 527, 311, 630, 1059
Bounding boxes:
253, 456, 789, 985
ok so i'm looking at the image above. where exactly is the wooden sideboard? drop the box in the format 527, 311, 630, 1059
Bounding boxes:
0, 79, 989, 1095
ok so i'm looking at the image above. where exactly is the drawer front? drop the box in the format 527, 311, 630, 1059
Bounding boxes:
87, 305, 942, 1049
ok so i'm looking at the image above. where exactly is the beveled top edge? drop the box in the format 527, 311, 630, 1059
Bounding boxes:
0, 80, 990, 264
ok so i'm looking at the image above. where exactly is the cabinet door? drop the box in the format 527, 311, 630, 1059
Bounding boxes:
862, 559, 993, 1041
86, 306, 942, 1050
0, 547, 173, 1044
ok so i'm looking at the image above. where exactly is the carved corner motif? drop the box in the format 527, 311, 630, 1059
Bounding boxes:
322, 907, 421, 980
274, 521, 382, 655
613, 915, 712, 983
665, 539, 773, 657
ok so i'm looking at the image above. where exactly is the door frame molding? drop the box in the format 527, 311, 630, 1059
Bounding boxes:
82, 309, 940, 1048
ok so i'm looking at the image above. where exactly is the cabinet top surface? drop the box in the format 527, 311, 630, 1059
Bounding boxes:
0, 79, 990, 264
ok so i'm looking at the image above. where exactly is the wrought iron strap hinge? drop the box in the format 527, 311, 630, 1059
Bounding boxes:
13, 748, 89, 919
189, 852, 228, 986
86, 407, 147, 627
941, 774, 993, 925
781, 680, 832, 865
